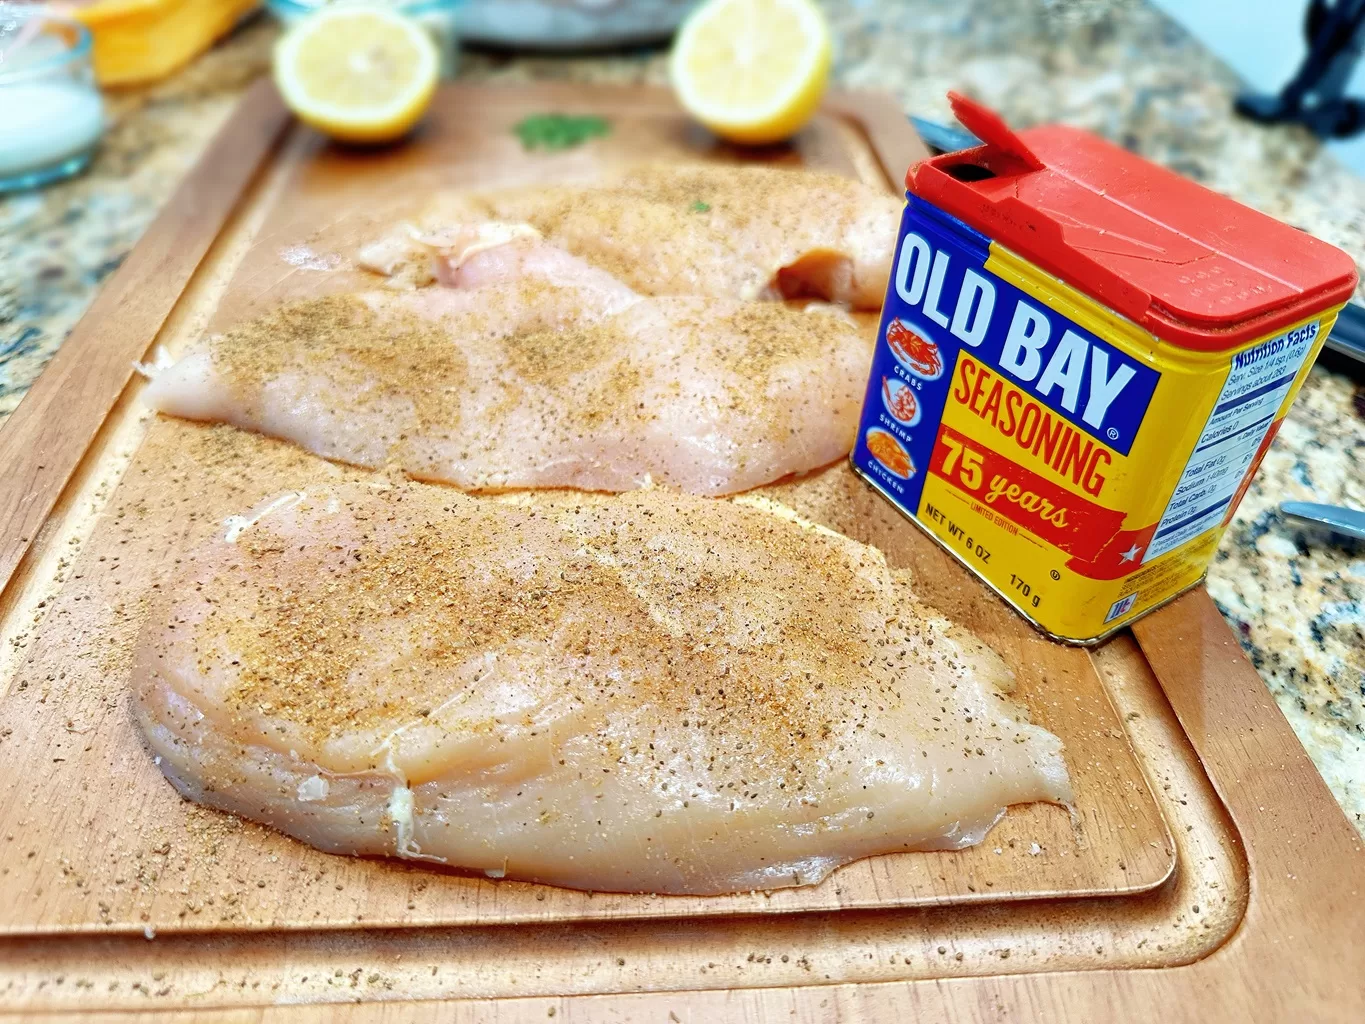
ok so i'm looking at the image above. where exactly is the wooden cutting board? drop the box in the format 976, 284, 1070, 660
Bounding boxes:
0, 81, 1361, 1022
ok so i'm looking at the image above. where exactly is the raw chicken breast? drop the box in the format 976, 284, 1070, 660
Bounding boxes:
142, 284, 874, 496
131, 481, 1072, 895
359, 164, 901, 308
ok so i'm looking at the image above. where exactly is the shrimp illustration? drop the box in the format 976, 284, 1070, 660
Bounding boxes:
881, 376, 920, 425
885, 319, 943, 379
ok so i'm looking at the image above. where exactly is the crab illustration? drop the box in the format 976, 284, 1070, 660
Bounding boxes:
886, 319, 943, 379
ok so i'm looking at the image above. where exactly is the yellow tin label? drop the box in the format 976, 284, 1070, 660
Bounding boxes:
852, 198, 1339, 642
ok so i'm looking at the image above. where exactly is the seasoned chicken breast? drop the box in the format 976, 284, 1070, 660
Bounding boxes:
359, 164, 901, 309
131, 482, 1071, 895
142, 278, 874, 496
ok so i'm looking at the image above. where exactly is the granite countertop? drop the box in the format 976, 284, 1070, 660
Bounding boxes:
2, 0, 1361, 834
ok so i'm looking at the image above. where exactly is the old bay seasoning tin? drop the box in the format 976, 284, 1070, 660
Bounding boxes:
852, 93, 1359, 643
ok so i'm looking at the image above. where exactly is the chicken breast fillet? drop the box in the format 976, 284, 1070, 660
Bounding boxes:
131, 482, 1071, 895
142, 271, 874, 496
359, 164, 901, 309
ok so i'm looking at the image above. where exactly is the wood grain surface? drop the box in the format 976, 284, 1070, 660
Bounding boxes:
0, 630, 1246, 1014
0, 83, 1168, 938
0, 427, 1173, 936
0, 81, 291, 607
0, 83, 1361, 1023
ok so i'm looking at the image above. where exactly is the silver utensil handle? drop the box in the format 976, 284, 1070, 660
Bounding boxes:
1280, 501, 1365, 541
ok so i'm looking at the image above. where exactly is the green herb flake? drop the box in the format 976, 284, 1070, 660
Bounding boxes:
689, 200, 712, 213
513, 114, 612, 152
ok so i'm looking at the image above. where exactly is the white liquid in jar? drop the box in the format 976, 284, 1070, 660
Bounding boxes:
0, 82, 104, 177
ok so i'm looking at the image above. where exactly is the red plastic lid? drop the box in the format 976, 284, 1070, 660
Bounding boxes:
907, 93, 1359, 351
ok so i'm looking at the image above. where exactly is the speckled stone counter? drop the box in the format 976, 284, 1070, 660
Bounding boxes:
2, 0, 1362, 834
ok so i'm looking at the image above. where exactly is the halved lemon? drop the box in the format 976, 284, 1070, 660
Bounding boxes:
669, 0, 832, 146
273, 6, 439, 145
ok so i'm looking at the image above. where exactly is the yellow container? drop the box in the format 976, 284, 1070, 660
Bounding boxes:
852, 94, 1358, 643
71, 0, 260, 86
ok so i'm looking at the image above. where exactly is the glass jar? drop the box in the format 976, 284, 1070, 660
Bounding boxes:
0, 8, 105, 192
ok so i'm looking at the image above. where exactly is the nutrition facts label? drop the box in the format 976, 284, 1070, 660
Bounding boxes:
1145, 321, 1321, 562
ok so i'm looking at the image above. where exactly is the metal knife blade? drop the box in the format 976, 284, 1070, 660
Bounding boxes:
1280, 501, 1365, 541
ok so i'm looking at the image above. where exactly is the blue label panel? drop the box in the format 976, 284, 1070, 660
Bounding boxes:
853, 198, 1161, 512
